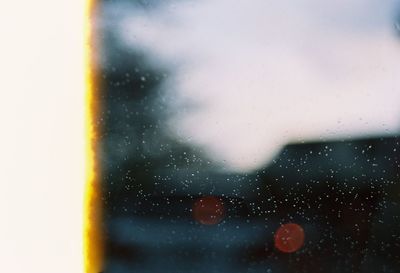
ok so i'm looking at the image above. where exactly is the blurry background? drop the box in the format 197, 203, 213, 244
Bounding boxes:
96, 1, 400, 272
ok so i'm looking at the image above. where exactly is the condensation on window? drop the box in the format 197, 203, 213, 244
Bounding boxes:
93, 1, 400, 272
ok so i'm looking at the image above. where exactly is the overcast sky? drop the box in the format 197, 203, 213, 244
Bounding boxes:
108, 0, 400, 172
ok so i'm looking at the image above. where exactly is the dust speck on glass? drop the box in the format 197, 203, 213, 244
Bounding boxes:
94, 0, 400, 272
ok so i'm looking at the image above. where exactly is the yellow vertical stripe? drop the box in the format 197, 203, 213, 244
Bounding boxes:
84, 0, 104, 272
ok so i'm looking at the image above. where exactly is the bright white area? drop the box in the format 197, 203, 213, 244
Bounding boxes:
115, 0, 400, 172
0, 0, 85, 272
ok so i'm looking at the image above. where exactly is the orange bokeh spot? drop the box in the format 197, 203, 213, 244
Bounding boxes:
193, 196, 225, 225
274, 223, 305, 253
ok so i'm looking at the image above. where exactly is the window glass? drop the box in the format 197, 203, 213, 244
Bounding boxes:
92, 1, 400, 272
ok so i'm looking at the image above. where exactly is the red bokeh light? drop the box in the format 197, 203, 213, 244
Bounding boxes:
274, 223, 305, 253
193, 196, 225, 225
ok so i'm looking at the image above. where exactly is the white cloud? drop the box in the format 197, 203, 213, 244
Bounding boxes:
114, 0, 400, 172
